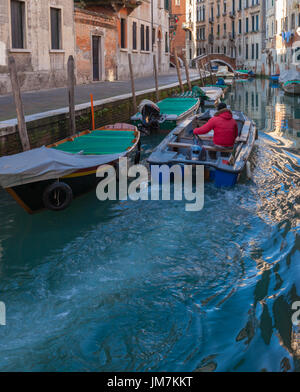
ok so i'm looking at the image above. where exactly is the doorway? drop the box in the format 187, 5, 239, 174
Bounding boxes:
92, 36, 102, 81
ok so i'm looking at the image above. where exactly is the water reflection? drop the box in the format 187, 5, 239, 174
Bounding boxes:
0, 79, 299, 372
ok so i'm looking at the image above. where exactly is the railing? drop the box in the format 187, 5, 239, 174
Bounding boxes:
229, 11, 236, 18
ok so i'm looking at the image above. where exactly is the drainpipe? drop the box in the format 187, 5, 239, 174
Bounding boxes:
151, 0, 154, 52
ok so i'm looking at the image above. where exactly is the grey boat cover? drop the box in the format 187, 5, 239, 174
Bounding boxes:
279, 69, 300, 83
0, 146, 125, 188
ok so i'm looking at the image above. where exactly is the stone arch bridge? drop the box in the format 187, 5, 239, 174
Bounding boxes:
191, 54, 237, 72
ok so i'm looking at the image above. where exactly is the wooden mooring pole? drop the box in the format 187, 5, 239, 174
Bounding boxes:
174, 49, 184, 93
90, 94, 95, 130
128, 53, 137, 113
67, 55, 76, 136
197, 60, 205, 87
8, 56, 30, 151
153, 54, 159, 102
183, 53, 192, 91
208, 61, 214, 84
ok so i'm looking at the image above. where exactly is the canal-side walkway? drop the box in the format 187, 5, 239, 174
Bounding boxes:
0, 69, 199, 124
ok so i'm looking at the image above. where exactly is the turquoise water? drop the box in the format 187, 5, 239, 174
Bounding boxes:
0, 79, 299, 372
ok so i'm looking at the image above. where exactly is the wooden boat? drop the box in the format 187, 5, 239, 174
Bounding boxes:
199, 87, 224, 107
205, 84, 229, 93
148, 109, 257, 187
0, 123, 140, 213
216, 66, 235, 79
282, 80, 300, 95
235, 69, 250, 79
131, 97, 199, 134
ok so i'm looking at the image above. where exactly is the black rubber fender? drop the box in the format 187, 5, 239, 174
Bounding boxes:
42, 182, 73, 211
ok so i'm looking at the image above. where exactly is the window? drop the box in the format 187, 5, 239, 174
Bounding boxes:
255, 14, 259, 30
291, 13, 295, 29
175, 0, 180, 5
246, 44, 248, 59
50, 8, 62, 50
224, 1, 227, 12
152, 28, 156, 48
224, 46, 226, 54
217, 24, 220, 34
256, 43, 259, 59
165, 32, 169, 52
224, 23, 227, 32
232, 20, 235, 36
140, 24, 145, 51
252, 15, 255, 31
132, 22, 137, 50
146, 26, 150, 51
251, 43, 254, 59
245, 0, 248, 8
246, 17, 249, 32
239, 0, 242, 10
120, 18, 126, 49
11, 0, 25, 49
238, 19, 242, 34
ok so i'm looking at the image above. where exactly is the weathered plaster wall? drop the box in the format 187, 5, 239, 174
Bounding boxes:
0, 0, 75, 95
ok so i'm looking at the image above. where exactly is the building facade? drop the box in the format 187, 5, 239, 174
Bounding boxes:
0, 0, 76, 94
116, 0, 170, 79
265, 0, 300, 74
76, 0, 170, 81
195, 0, 266, 73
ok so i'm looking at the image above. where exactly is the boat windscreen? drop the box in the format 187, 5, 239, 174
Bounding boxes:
52, 130, 136, 155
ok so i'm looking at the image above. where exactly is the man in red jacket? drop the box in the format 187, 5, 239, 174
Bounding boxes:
193, 103, 238, 147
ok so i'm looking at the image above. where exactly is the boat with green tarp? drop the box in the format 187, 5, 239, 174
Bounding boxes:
131, 97, 199, 134
0, 124, 140, 214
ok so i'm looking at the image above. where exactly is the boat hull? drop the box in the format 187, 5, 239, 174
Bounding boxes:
5, 124, 140, 213
148, 110, 257, 188
282, 83, 300, 95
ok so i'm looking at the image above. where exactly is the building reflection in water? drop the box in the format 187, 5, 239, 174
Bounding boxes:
229, 79, 300, 150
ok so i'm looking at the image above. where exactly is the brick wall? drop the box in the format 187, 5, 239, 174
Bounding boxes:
75, 8, 118, 84
170, 0, 187, 58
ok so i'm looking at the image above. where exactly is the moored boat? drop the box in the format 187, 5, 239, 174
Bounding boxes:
270, 74, 280, 82
147, 109, 257, 187
131, 97, 199, 134
282, 80, 300, 95
235, 69, 251, 79
199, 86, 224, 107
0, 124, 140, 213
279, 69, 300, 95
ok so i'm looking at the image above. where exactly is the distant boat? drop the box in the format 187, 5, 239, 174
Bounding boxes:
235, 69, 251, 78
282, 80, 300, 95
279, 69, 300, 95
0, 124, 140, 213
148, 109, 257, 187
270, 74, 280, 82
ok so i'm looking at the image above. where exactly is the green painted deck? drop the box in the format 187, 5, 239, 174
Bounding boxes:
53, 130, 136, 155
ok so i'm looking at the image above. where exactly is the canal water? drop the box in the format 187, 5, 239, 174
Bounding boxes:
0, 79, 299, 372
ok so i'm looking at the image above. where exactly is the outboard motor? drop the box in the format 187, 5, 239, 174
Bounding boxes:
138, 100, 161, 135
